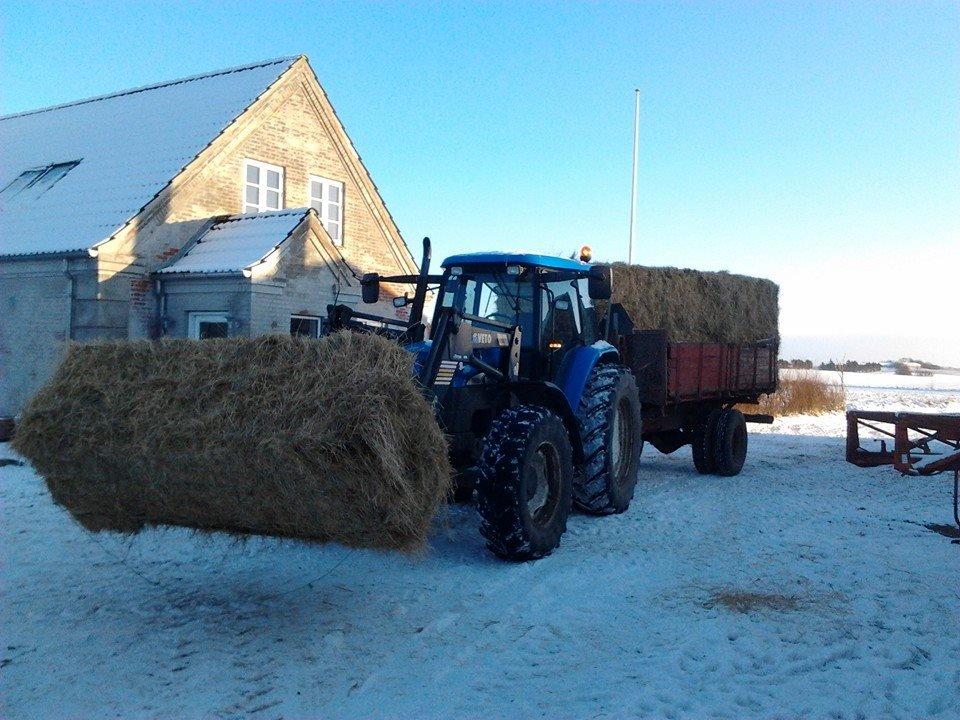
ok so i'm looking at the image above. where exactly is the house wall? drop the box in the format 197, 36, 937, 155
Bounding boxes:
0, 256, 96, 416
248, 225, 362, 335
160, 275, 253, 339
72, 256, 140, 342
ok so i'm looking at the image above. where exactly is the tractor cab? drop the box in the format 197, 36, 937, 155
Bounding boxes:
342, 241, 616, 475
433, 253, 611, 385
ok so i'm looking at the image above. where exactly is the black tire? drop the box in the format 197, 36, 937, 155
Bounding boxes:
692, 409, 722, 475
712, 408, 748, 477
476, 405, 574, 560
574, 364, 643, 515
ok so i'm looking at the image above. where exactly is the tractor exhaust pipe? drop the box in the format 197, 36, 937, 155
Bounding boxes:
408, 237, 432, 328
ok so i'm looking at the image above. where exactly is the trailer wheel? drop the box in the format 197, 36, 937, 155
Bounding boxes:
476, 405, 573, 560
692, 409, 722, 474
712, 408, 748, 477
575, 364, 643, 515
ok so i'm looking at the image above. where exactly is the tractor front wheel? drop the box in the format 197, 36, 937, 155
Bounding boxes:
476, 405, 573, 560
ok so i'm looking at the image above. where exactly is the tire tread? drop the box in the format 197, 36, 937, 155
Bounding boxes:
574, 364, 642, 515
476, 405, 572, 560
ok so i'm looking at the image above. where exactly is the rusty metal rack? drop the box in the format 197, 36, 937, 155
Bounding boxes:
846, 410, 960, 531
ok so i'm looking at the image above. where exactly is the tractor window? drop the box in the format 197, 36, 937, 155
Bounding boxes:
575, 278, 599, 344
450, 272, 536, 345
541, 280, 581, 353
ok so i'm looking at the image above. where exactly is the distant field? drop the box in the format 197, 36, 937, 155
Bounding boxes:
775, 369, 960, 414
805, 369, 960, 392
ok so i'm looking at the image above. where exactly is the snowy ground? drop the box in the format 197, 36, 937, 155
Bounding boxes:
2, 382, 959, 719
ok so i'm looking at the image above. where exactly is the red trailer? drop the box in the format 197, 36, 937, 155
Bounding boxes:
611, 326, 777, 476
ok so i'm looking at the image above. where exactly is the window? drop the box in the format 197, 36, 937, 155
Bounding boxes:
541, 279, 581, 350
575, 278, 599, 344
0, 160, 81, 203
290, 315, 321, 337
308, 175, 344, 244
243, 159, 284, 213
188, 312, 229, 340
445, 271, 536, 347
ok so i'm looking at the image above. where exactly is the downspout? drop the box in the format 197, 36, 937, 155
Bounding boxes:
154, 276, 167, 338
62, 259, 74, 341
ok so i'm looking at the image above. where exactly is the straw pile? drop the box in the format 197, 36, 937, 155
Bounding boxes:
13, 332, 451, 551
607, 264, 779, 343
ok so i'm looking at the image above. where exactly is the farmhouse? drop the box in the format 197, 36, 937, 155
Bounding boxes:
0, 56, 419, 418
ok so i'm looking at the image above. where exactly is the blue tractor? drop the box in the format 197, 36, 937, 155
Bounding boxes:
327, 238, 644, 560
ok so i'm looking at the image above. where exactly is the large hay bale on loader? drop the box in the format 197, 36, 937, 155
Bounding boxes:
13, 332, 451, 551
608, 263, 779, 343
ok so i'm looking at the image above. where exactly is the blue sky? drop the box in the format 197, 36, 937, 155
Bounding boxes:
2, 1, 958, 363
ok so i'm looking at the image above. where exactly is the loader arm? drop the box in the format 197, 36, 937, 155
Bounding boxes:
327, 238, 443, 341
359, 237, 443, 333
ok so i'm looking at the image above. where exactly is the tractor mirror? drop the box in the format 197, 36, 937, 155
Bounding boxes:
392, 294, 410, 308
361, 273, 380, 304
588, 265, 612, 300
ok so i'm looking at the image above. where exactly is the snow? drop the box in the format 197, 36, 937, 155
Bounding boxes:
813, 369, 960, 393
3, 383, 959, 719
0, 57, 296, 257
157, 209, 310, 275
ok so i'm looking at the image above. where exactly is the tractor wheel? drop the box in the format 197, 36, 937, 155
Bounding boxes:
476, 405, 573, 560
692, 408, 722, 474
712, 408, 748, 477
575, 364, 643, 515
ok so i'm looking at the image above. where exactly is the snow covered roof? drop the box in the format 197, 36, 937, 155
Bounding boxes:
156, 208, 311, 276
0, 57, 299, 258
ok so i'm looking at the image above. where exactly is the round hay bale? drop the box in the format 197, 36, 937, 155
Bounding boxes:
13, 332, 452, 552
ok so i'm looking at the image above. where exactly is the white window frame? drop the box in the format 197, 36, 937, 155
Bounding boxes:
188, 312, 229, 340
289, 314, 322, 338
243, 159, 284, 213
308, 174, 344, 245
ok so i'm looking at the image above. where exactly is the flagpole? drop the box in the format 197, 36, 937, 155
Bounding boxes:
628, 88, 640, 264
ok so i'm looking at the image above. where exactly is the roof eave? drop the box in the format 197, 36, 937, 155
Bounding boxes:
0, 248, 92, 261
154, 269, 248, 277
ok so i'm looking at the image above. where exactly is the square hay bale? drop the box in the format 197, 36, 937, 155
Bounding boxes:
608, 263, 779, 343
13, 332, 451, 552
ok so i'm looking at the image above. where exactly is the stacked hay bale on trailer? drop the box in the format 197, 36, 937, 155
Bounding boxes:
605, 263, 779, 344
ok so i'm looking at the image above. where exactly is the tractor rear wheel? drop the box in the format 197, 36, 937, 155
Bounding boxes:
692, 408, 722, 474
712, 408, 748, 477
575, 364, 643, 515
476, 405, 573, 560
